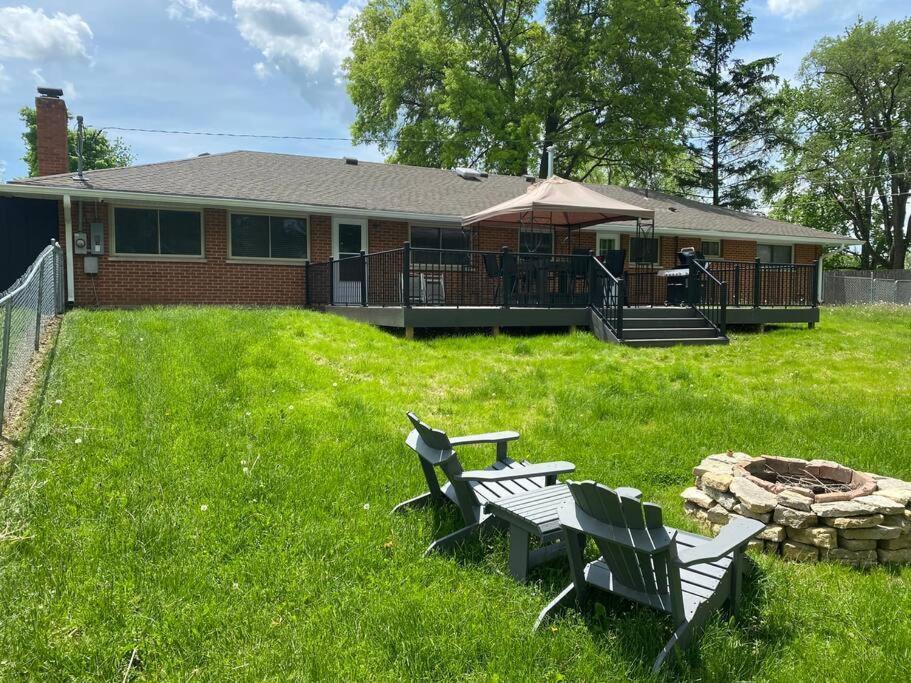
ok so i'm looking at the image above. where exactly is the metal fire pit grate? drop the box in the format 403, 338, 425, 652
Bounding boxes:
766, 469, 857, 495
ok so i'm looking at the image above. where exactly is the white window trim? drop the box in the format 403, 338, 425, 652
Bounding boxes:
757, 243, 793, 264
332, 216, 368, 258
110, 203, 206, 259
701, 239, 722, 259
595, 231, 621, 256
228, 209, 311, 263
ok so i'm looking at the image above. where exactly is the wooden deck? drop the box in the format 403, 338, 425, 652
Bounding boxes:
324, 304, 819, 330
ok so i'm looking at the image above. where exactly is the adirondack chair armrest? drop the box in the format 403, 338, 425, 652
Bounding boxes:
674, 517, 765, 567
454, 460, 575, 482
448, 431, 521, 447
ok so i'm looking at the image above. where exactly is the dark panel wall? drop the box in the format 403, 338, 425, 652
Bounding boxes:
1, 197, 60, 291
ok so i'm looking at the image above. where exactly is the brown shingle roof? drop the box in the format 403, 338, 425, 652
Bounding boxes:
9, 150, 851, 242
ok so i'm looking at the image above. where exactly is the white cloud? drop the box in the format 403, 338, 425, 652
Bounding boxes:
233, 0, 364, 106
766, 0, 823, 18
0, 7, 93, 61
167, 0, 223, 22
0, 64, 10, 92
253, 61, 271, 79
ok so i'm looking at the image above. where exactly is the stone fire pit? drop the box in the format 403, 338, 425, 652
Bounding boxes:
682, 452, 911, 567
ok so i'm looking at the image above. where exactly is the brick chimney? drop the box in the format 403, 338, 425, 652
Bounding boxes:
35, 87, 69, 176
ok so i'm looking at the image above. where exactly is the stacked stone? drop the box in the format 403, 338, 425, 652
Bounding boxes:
681, 454, 911, 567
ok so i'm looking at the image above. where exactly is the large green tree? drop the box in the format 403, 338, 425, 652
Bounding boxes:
345, 0, 695, 181
677, 0, 780, 210
20, 107, 133, 177
771, 19, 911, 269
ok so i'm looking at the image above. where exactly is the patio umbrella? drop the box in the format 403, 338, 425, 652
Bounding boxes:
461, 175, 654, 230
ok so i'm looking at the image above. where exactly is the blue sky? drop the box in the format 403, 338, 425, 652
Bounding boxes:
0, 0, 906, 181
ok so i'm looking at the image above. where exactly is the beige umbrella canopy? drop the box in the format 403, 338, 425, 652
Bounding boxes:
462, 175, 654, 229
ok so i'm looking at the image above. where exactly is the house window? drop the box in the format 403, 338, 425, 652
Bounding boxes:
757, 244, 792, 263
114, 207, 202, 256
597, 235, 618, 256
702, 240, 721, 258
230, 214, 308, 260
629, 237, 659, 264
519, 228, 554, 254
411, 226, 470, 265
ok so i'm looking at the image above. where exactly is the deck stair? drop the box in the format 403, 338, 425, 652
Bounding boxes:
592, 307, 728, 347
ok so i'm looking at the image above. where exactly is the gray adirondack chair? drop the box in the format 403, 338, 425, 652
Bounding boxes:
393, 412, 575, 555
536, 481, 764, 673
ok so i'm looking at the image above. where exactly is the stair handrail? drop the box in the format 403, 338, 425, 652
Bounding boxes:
688, 260, 727, 336
589, 256, 625, 340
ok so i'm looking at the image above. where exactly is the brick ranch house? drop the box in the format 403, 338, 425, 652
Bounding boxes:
1, 90, 860, 344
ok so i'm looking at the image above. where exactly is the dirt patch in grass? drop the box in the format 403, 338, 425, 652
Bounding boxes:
0, 316, 61, 470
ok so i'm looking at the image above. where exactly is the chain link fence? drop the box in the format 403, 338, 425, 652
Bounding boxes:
0, 240, 64, 435
824, 270, 911, 306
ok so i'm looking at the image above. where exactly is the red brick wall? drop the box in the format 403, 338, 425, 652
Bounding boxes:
721, 239, 756, 261
61, 202, 335, 306
36, 95, 69, 176
369, 220, 408, 252
794, 244, 822, 264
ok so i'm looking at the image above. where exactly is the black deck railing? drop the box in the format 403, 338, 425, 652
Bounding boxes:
590, 257, 625, 339
690, 261, 727, 335
305, 247, 818, 334
307, 244, 594, 309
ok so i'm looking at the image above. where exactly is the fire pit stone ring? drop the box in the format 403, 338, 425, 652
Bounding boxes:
682, 452, 911, 567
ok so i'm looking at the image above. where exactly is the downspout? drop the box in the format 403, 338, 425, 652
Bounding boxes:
63, 194, 75, 303
817, 254, 825, 304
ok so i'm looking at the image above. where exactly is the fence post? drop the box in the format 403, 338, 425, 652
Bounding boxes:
402, 242, 411, 309
34, 259, 46, 350
870, 271, 875, 304
753, 258, 761, 308
51, 241, 61, 314
0, 300, 12, 436
360, 250, 368, 307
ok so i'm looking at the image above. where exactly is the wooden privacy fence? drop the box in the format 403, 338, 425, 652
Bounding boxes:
0, 240, 64, 435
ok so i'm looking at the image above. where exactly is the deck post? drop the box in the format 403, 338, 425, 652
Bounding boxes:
720, 282, 728, 337
811, 258, 820, 308
753, 258, 761, 308
328, 257, 335, 305
501, 246, 511, 309
360, 250, 368, 306
733, 264, 740, 306
402, 242, 412, 309
617, 278, 625, 339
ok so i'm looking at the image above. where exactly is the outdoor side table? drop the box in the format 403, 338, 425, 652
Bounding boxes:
485, 484, 574, 581
485, 484, 645, 581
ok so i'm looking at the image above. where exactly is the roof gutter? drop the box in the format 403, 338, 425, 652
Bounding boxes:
1, 182, 862, 246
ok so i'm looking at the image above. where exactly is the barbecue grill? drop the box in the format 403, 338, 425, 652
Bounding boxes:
657, 247, 705, 305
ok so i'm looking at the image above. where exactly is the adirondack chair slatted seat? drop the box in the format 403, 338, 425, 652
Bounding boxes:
394, 412, 575, 558
536, 481, 764, 673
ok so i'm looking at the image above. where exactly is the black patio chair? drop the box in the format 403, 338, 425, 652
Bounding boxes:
500, 251, 519, 304
483, 253, 503, 303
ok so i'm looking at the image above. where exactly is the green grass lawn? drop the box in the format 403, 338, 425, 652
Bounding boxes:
1, 306, 910, 681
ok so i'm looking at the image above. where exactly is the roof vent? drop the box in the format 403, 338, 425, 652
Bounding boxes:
344, 157, 358, 166
524, 174, 536, 183
479, 171, 489, 178
198, 152, 210, 157
454, 167, 483, 180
